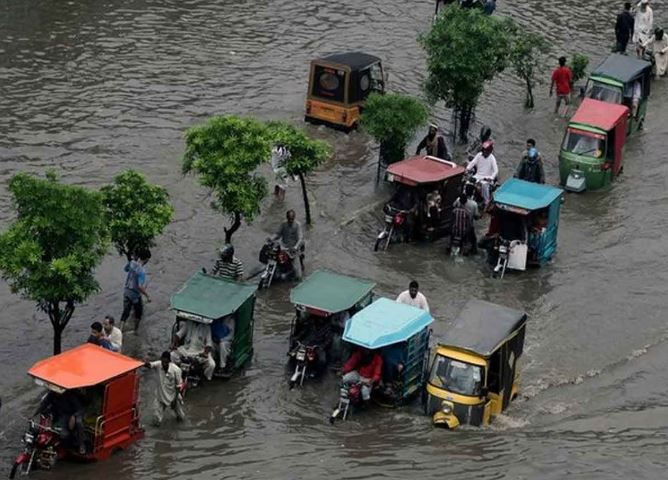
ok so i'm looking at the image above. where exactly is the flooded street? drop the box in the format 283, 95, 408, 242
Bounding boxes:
2, 0, 668, 478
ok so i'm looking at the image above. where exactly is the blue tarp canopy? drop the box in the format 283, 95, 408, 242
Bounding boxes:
343, 297, 433, 349
493, 178, 563, 211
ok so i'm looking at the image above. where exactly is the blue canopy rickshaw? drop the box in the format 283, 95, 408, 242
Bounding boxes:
484, 179, 564, 277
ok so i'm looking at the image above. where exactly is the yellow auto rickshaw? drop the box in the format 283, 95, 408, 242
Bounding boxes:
424, 299, 527, 428
304, 52, 384, 131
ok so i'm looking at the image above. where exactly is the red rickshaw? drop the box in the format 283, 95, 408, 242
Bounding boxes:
10, 344, 144, 478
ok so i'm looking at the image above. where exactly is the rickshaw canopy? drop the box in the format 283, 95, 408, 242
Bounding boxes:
570, 98, 629, 132
28, 344, 143, 391
343, 297, 433, 349
591, 53, 651, 84
441, 299, 527, 357
318, 52, 381, 71
494, 178, 563, 212
386, 155, 465, 186
290, 269, 375, 314
170, 271, 257, 323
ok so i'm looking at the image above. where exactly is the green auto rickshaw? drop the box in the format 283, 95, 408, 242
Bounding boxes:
585, 53, 651, 135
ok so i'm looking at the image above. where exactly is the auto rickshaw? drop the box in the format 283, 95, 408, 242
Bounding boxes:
10, 344, 144, 478
304, 52, 384, 131
585, 53, 651, 135
481, 178, 563, 278
559, 98, 628, 192
287, 269, 375, 387
170, 271, 257, 384
375, 155, 466, 251
330, 298, 433, 422
425, 299, 527, 429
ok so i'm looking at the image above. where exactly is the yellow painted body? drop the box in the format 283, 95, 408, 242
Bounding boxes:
305, 99, 359, 129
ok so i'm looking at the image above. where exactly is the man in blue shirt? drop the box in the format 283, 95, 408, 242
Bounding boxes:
87, 322, 114, 351
119, 249, 151, 332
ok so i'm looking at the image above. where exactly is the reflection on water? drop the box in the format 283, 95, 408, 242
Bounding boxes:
2, 0, 668, 478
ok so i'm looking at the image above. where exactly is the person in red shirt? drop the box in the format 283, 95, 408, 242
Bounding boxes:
342, 347, 383, 402
549, 56, 573, 115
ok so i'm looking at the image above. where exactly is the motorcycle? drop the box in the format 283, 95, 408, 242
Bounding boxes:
329, 382, 363, 424
10, 416, 62, 479
464, 172, 497, 212
374, 205, 409, 252
173, 354, 203, 390
258, 239, 303, 289
492, 238, 511, 279
288, 341, 319, 389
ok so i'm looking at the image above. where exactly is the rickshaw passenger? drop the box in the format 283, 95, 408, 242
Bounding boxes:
342, 347, 383, 402
211, 315, 235, 371
171, 320, 216, 381
37, 390, 87, 454
426, 189, 442, 227
623, 80, 642, 118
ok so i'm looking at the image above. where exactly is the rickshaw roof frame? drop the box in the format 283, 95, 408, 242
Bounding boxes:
170, 271, 257, 322
28, 344, 144, 391
289, 269, 376, 314
591, 53, 652, 84
493, 178, 563, 212
343, 297, 433, 349
570, 98, 629, 133
386, 155, 466, 186
588, 75, 624, 89
440, 299, 527, 358
315, 52, 382, 71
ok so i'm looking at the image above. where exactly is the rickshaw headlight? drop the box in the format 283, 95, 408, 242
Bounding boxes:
441, 401, 453, 415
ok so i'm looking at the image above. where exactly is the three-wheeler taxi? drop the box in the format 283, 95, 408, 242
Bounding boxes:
305, 52, 385, 131
330, 298, 432, 422
10, 345, 144, 478
481, 178, 564, 279
559, 98, 628, 192
170, 271, 257, 384
425, 299, 527, 429
585, 53, 651, 135
288, 269, 375, 387
375, 154, 466, 251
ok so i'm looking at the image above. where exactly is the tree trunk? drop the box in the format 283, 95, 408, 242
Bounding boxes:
458, 105, 473, 144
48, 300, 74, 355
298, 172, 312, 225
525, 78, 535, 109
224, 212, 241, 244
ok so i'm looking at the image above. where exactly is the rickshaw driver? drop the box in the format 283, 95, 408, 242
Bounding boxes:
416, 123, 450, 160
36, 390, 87, 455
171, 319, 216, 381
342, 347, 383, 402
466, 140, 499, 207
295, 315, 333, 372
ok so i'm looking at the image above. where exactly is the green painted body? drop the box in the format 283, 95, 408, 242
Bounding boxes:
558, 149, 611, 191
588, 76, 647, 136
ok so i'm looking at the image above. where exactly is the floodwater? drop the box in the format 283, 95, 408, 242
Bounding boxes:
1, 0, 668, 478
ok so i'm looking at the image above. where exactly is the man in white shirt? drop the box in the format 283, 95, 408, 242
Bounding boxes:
396, 281, 430, 313
144, 352, 185, 426
103, 315, 123, 352
171, 319, 216, 381
466, 140, 499, 206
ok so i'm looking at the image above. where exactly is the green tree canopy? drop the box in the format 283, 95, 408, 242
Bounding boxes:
267, 121, 332, 225
509, 29, 550, 108
101, 170, 174, 261
360, 92, 429, 175
0, 172, 108, 354
420, 5, 514, 142
183, 115, 271, 243
570, 53, 589, 84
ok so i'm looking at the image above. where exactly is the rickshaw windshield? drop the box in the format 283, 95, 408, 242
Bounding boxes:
562, 129, 606, 158
429, 355, 483, 397
585, 80, 622, 104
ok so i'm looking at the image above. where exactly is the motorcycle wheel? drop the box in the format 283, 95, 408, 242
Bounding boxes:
373, 237, 383, 252
9, 461, 25, 479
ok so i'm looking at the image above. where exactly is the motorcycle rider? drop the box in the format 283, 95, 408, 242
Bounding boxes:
271, 209, 304, 281
294, 314, 332, 375
342, 347, 383, 403
515, 139, 545, 184
36, 390, 86, 455
171, 319, 216, 381
416, 123, 450, 160
466, 139, 498, 207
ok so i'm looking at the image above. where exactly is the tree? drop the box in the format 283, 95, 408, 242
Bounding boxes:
420, 5, 514, 143
266, 122, 332, 225
570, 53, 589, 84
509, 29, 550, 108
183, 115, 271, 244
359, 93, 429, 182
0, 172, 108, 355
101, 170, 174, 261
